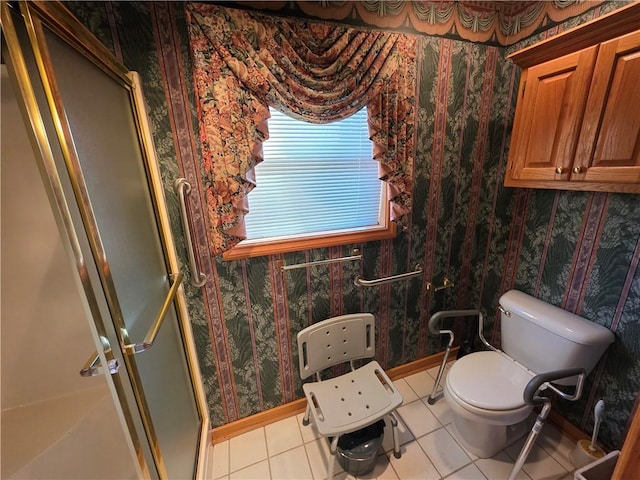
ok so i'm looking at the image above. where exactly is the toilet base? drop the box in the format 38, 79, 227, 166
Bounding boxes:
450, 414, 531, 458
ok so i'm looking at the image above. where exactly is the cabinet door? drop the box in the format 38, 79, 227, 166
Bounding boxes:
574, 30, 640, 184
509, 46, 598, 182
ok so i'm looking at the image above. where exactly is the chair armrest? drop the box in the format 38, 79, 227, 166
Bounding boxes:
524, 368, 586, 406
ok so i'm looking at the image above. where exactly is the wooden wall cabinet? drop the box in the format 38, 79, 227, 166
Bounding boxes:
505, 4, 640, 194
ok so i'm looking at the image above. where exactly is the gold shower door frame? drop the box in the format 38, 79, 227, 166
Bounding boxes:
1, 1, 210, 478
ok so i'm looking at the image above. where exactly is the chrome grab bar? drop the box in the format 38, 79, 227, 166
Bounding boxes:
279, 249, 361, 271
174, 178, 207, 287
354, 264, 422, 287
124, 272, 184, 355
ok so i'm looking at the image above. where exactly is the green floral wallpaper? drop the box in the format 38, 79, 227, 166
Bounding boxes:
66, 1, 639, 452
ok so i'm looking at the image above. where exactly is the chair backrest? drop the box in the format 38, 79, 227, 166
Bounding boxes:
297, 313, 375, 380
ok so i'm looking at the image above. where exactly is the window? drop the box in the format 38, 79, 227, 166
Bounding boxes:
223, 107, 395, 259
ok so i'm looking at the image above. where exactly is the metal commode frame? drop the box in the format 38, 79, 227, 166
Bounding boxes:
426, 309, 492, 405
511, 367, 585, 480
426, 309, 586, 480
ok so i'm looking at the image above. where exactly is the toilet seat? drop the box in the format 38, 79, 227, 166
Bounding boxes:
448, 351, 535, 410
445, 351, 535, 425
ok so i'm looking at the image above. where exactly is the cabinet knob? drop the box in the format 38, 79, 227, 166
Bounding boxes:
573, 166, 584, 174
555, 167, 565, 174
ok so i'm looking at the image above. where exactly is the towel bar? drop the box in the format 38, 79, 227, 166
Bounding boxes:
279, 249, 361, 271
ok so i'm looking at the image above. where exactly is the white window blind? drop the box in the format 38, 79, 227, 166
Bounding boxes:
244, 107, 382, 241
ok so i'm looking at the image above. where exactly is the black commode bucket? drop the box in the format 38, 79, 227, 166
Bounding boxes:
336, 420, 385, 475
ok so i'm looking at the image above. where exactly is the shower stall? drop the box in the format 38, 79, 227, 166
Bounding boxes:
1, 2, 209, 478
1, 63, 140, 479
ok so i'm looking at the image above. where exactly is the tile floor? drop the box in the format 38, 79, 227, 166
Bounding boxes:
205, 363, 579, 480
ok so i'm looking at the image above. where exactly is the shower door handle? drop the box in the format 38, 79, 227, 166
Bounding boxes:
80, 355, 120, 377
80, 337, 120, 377
80, 271, 184, 371
123, 272, 183, 355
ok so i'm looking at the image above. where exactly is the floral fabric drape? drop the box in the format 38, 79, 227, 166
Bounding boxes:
185, 3, 417, 254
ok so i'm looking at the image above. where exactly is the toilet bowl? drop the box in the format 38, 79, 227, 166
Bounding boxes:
442, 290, 615, 459
444, 351, 534, 457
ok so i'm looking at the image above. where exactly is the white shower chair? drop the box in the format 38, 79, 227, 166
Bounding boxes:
297, 313, 403, 479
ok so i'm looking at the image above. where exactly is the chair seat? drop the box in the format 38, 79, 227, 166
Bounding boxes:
302, 360, 403, 437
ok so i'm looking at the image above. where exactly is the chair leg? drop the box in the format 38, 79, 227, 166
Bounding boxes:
328, 435, 340, 479
389, 412, 401, 459
303, 402, 311, 426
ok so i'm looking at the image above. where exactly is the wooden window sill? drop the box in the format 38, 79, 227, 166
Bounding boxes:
222, 223, 396, 260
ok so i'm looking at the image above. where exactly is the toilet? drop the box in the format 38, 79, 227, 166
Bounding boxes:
444, 290, 615, 458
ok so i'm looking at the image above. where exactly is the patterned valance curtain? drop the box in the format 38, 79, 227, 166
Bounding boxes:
185, 3, 417, 254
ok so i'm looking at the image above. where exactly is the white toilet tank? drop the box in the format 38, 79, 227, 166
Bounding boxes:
499, 290, 614, 385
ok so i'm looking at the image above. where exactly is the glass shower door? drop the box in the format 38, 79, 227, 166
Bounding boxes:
2, 2, 208, 478
1, 62, 139, 480
39, 27, 201, 479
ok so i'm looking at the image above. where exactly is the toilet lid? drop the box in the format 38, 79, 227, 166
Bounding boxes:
447, 351, 535, 411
